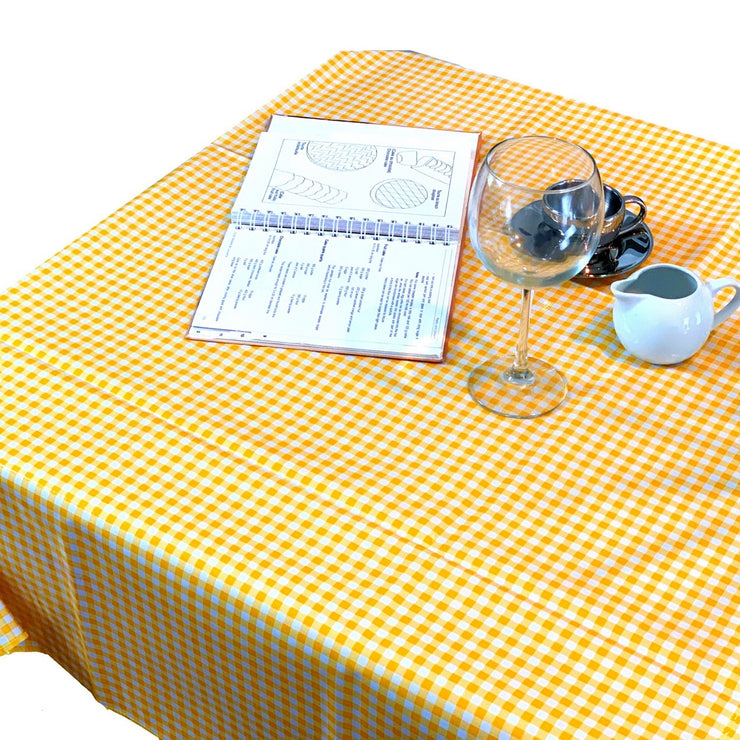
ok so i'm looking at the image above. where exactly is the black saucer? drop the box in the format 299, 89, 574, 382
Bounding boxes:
573, 212, 653, 283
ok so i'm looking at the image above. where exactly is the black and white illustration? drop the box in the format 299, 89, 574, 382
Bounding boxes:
269, 169, 348, 205
370, 178, 428, 209
260, 136, 458, 218
305, 141, 378, 171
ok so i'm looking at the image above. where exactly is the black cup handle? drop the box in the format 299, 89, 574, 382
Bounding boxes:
617, 195, 647, 236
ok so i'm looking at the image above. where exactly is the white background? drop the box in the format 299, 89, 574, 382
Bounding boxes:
1, 0, 738, 737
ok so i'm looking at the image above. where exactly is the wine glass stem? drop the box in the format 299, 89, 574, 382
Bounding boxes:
509, 288, 535, 383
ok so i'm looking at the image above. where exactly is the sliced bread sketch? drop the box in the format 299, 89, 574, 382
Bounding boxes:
269, 170, 348, 204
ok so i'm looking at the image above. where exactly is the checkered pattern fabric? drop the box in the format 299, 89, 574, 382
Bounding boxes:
1, 50, 739, 739
0, 598, 25, 654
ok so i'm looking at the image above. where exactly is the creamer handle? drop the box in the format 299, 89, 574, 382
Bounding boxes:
707, 277, 740, 328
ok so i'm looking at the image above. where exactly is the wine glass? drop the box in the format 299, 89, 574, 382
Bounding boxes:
467, 136, 604, 418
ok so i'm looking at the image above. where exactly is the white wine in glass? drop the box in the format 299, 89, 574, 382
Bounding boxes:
467, 136, 604, 418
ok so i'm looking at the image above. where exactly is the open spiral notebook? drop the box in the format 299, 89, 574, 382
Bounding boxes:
187, 115, 479, 360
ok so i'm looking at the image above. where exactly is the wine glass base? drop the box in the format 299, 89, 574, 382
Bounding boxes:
468, 357, 567, 418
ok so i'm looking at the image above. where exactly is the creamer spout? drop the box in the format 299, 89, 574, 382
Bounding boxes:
610, 276, 641, 300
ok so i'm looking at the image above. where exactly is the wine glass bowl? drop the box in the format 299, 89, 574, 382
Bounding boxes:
467, 136, 604, 417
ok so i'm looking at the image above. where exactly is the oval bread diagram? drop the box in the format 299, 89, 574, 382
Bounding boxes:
370, 179, 428, 209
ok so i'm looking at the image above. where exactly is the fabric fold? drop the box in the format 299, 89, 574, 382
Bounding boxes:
0, 597, 27, 655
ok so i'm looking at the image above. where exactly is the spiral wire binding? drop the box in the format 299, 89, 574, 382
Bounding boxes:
232, 209, 457, 245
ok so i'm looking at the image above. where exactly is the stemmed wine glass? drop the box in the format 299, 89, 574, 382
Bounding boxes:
467, 136, 604, 418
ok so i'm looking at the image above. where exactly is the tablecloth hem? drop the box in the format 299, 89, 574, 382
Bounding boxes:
0, 600, 28, 656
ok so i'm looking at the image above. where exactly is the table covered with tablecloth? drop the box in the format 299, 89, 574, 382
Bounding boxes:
1, 50, 740, 739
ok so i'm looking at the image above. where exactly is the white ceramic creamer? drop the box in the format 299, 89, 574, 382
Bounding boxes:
611, 263, 740, 364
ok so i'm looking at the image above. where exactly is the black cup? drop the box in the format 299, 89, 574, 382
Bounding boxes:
542, 179, 600, 223
545, 180, 647, 250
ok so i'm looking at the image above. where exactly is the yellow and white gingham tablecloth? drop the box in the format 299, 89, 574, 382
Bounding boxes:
2, 50, 740, 739
0, 598, 25, 655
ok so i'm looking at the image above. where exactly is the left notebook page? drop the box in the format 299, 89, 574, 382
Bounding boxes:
187, 116, 479, 361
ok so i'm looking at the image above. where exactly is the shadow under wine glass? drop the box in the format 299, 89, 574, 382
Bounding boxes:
466, 136, 605, 418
